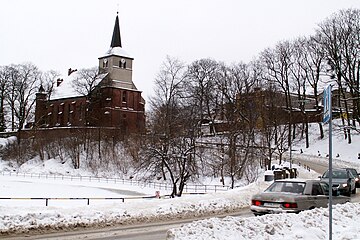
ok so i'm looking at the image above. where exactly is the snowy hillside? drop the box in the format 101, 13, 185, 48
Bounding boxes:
292, 122, 360, 164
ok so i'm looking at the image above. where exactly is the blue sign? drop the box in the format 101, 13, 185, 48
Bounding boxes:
323, 85, 332, 123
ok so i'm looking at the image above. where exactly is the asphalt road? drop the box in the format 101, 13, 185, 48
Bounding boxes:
3, 208, 253, 240
296, 158, 330, 176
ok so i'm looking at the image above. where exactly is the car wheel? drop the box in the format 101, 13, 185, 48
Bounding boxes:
346, 187, 352, 197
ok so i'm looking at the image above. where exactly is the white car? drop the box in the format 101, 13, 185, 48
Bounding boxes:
250, 179, 350, 216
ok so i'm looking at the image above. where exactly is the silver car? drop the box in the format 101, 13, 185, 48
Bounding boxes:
250, 179, 350, 216
344, 168, 360, 188
320, 168, 356, 196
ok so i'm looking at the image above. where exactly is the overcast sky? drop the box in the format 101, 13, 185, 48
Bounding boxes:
1, 0, 359, 101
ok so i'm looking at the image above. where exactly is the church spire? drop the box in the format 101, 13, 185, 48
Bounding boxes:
110, 13, 122, 48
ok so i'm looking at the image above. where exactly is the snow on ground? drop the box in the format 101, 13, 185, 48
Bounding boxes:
292, 122, 360, 165
0, 158, 332, 238
0, 172, 267, 235
167, 202, 360, 240
0, 121, 359, 239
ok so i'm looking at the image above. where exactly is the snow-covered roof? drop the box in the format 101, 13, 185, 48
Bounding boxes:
100, 46, 133, 59
50, 72, 108, 100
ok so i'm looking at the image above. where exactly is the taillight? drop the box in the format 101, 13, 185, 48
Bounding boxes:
252, 200, 262, 206
283, 202, 298, 208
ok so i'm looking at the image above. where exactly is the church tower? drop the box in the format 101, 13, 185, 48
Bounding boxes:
93, 13, 145, 134
34, 85, 47, 127
98, 14, 136, 90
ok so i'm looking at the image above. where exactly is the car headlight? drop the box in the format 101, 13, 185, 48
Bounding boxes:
342, 183, 348, 188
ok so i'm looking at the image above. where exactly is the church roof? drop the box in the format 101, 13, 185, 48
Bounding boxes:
49, 72, 108, 100
101, 46, 133, 59
99, 14, 133, 60
111, 15, 122, 48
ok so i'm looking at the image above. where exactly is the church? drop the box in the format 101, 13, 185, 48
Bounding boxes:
34, 14, 145, 136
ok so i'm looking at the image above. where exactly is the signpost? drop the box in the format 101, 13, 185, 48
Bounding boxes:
323, 85, 332, 240
323, 85, 332, 124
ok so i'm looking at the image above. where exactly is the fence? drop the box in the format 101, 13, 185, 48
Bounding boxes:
0, 171, 230, 194
0, 195, 172, 206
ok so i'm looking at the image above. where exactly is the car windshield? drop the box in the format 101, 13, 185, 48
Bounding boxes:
348, 169, 357, 177
322, 170, 348, 179
265, 182, 305, 194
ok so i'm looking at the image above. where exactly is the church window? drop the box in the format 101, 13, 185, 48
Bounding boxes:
120, 58, 126, 68
103, 59, 108, 68
57, 104, 63, 126
79, 104, 84, 121
122, 91, 127, 102
66, 104, 71, 123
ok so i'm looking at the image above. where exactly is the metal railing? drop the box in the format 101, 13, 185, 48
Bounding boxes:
0, 195, 172, 206
0, 171, 230, 193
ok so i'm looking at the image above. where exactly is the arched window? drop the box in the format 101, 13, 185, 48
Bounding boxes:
120, 59, 126, 68
122, 91, 127, 102
103, 59, 108, 68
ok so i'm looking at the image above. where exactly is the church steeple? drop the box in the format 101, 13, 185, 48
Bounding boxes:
98, 13, 136, 90
100, 13, 132, 59
110, 13, 122, 48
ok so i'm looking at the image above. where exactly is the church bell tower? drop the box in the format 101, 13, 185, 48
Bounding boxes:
98, 13, 136, 90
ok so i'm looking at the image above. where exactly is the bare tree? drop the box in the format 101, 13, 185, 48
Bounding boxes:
290, 38, 311, 148
213, 62, 259, 188
333, 9, 360, 126
317, 9, 360, 142
6, 63, 41, 131
185, 58, 220, 135
258, 88, 285, 169
303, 34, 328, 139
140, 56, 198, 197
0, 66, 10, 131
72, 67, 101, 96
41, 70, 60, 99
261, 41, 295, 148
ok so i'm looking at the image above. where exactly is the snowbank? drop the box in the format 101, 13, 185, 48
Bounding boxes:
167, 202, 360, 240
0, 179, 267, 235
